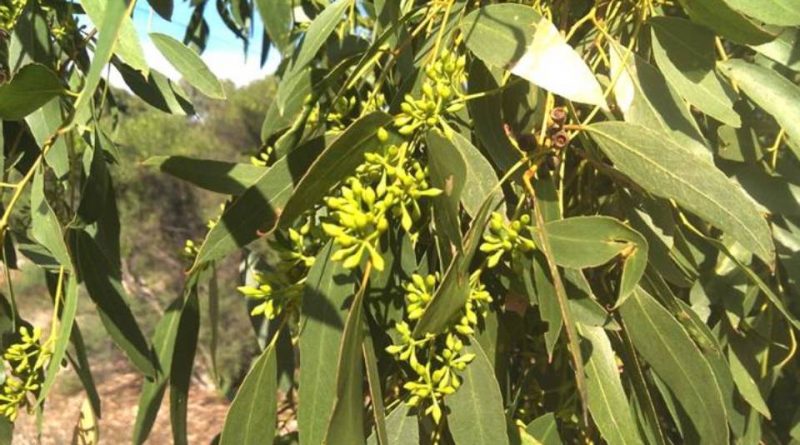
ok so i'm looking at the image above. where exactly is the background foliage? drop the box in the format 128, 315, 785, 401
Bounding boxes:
1, 0, 800, 444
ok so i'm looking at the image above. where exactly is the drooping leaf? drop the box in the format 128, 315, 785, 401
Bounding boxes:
37, 274, 78, 405
750, 28, 800, 72
169, 289, 200, 445
650, 17, 740, 127
0, 63, 63, 120
80, 0, 148, 74
426, 129, 467, 254
587, 122, 774, 265
448, 341, 509, 445
449, 131, 503, 218
367, 404, 419, 445
31, 169, 71, 269
511, 18, 606, 108
150, 32, 226, 99
461, 4, 541, 69
298, 242, 354, 445
25, 98, 69, 178
69, 229, 156, 378
146, 0, 173, 20
719, 59, 800, 152
220, 331, 279, 445
579, 325, 643, 445
256, 0, 293, 56
117, 64, 195, 115
620, 287, 728, 445
144, 156, 264, 195
723, 0, 800, 27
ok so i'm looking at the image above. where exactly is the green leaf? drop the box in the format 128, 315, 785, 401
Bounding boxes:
132, 296, 185, 445
25, 98, 69, 178
727, 341, 771, 419
117, 64, 195, 115
0, 63, 63, 120
31, 169, 71, 269
256, 0, 293, 56
619, 287, 728, 445
649, 17, 740, 127
363, 334, 388, 445
298, 242, 354, 445
426, 129, 467, 253
146, 0, 173, 20
220, 332, 279, 445
448, 340, 509, 445
80, 0, 148, 74
367, 404, 419, 445
674, 0, 774, 44
150, 32, 226, 99
192, 137, 324, 267
279, 0, 352, 108
719, 59, 800, 151
449, 131, 503, 218
277, 112, 395, 228
723, 0, 800, 27
461, 4, 541, 69
69, 229, 156, 378
525, 413, 562, 445
323, 268, 369, 445
579, 325, 643, 445
169, 289, 200, 445
262, 67, 314, 141
37, 274, 78, 405
587, 122, 774, 266
413, 198, 494, 337
750, 28, 800, 72
511, 18, 606, 108
144, 156, 264, 195
70, 0, 131, 128
545, 216, 648, 306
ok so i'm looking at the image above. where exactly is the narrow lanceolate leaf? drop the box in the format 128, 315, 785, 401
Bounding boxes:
31, 169, 71, 269
26, 98, 69, 179
220, 332, 279, 445
587, 122, 774, 266
447, 341, 509, 445
620, 287, 728, 445
544, 216, 647, 307
750, 28, 800, 72
723, 0, 800, 27
363, 334, 388, 445
367, 404, 419, 445
413, 198, 494, 337
37, 275, 78, 405
649, 17, 740, 127
298, 243, 355, 445
719, 60, 800, 150
192, 137, 324, 267
256, 0, 293, 56
0, 64, 63, 120
132, 297, 185, 445
579, 325, 643, 445
144, 156, 265, 195
70, 0, 131, 128
277, 113, 395, 228
80, 0, 148, 74
426, 129, 467, 254
69, 230, 156, 377
169, 290, 200, 445
449, 131, 503, 218
461, 4, 541, 69
511, 18, 606, 108
150, 33, 226, 99
674, 0, 773, 45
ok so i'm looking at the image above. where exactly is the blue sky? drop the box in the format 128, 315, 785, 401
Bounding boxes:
116, 1, 280, 87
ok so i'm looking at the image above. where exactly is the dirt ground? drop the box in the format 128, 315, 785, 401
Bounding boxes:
13, 360, 230, 444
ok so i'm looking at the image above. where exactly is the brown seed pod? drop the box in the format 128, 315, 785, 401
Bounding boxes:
550, 107, 567, 125
517, 133, 537, 152
551, 130, 569, 149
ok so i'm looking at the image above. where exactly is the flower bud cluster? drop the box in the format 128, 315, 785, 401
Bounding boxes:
250, 144, 274, 167
0, 327, 52, 421
0, 0, 27, 31
239, 216, 321, 320
386, 271, 492, 424
480, 212, 537, 268
322, 129, 441, 271
394, 50, 467, 137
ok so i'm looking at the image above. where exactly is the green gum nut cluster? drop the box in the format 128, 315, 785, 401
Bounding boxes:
481, 212, 537, 268
394, 49, 467, 137
322, 127, 441, 271
0, 327, 52, 421
386, 271, 492, 424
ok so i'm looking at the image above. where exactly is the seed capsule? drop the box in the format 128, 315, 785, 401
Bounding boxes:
551, 130, 569, 149
550, 107, 567, 124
